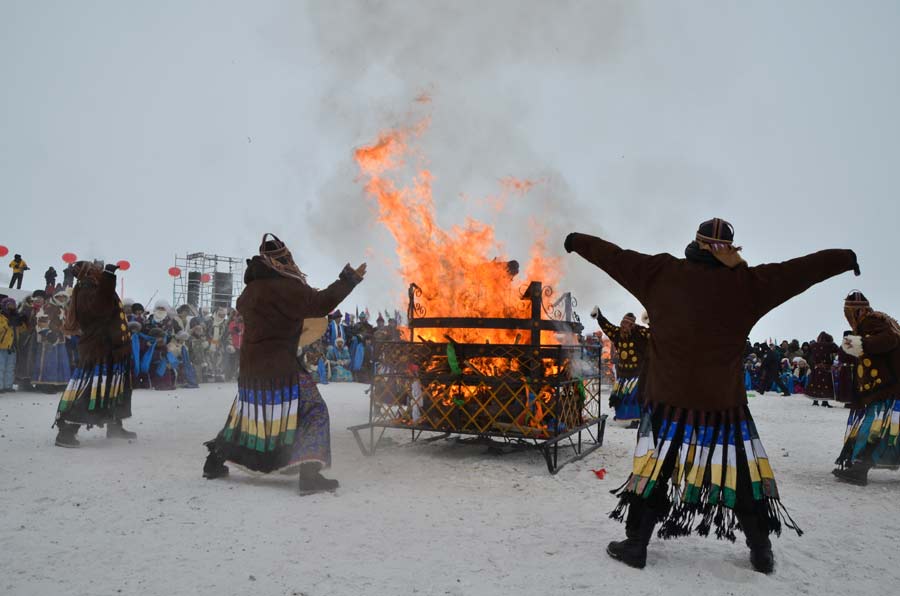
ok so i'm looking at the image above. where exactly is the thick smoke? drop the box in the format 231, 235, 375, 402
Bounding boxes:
274, 0, 633, 315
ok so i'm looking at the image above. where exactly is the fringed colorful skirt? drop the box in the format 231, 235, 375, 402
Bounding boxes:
610, 375, 641, 424
210, 371, 331, 474
610, 405, 802, 541
55, 357, 133, 427
835, 398, 900, 469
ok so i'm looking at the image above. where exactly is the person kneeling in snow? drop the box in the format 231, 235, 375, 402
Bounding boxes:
565, 217, 858, 574
326, 337, 353, 382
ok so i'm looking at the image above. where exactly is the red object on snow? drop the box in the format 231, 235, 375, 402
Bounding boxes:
62, 252, 78, 264
116, 260, 131, 271
168, 266, 182, 278
200, 273, 211, 283
0, 245, 8, 257
592, 468, 606, 480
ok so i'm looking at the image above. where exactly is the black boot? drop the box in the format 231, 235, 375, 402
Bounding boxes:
624, 498, 644, 540
607, 507, 656, 569
55, 422, 81, 448
822, 401, 832, 408
107, 420, 137, 440
738, 512, 775, 574
202, 442, 229, 479
812, 400, 819, 406
298, 462, 339, 495
832, 463, 870, 486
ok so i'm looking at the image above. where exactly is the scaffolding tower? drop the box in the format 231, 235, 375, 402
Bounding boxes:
172, 252, 245, 311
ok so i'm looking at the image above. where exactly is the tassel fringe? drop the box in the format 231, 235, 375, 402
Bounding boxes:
609, 405, 805, 541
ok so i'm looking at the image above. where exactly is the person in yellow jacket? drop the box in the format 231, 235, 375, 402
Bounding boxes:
8, 254, 29, 290
0, 297, 28, 392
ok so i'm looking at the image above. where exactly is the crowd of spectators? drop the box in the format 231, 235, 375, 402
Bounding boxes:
126, 300, 244, 390
743, 334, 851, 406
300, 310, 403, 384
2, 258, 408, 395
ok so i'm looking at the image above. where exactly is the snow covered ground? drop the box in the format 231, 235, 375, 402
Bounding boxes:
1, 383, 897, 596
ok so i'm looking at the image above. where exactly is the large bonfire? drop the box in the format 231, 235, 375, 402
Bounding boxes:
354, 117, 562, 344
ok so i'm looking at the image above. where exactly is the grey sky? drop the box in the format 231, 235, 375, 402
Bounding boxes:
2, 1, 898, 341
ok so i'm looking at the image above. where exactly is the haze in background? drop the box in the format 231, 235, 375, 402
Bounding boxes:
2, 0, 898, 341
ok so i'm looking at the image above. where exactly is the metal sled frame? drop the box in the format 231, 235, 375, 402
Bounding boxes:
348, 414, 607, 474
347, 281, 607, 474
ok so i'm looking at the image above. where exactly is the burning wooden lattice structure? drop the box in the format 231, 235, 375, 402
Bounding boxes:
349, 281, 607, 474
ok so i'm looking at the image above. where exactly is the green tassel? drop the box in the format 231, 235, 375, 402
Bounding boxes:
446, 343, 461, 376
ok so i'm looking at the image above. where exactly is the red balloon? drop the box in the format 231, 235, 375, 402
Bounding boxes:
200, 273, 211, 283
0, 246, 8, 257
116, 260, 131, 271
168, 266, 182, 278
62, 252, 78, 264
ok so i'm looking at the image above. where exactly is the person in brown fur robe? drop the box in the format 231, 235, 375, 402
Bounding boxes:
805, 331, 839, 407
832, 291, 900, 485
54, 262, 135, 447
565, 217, 858, 574
203, 234, 365, 494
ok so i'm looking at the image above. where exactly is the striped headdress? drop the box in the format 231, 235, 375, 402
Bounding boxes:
844, 290, 869, 309
258, 233, 308, 283
695, 218, 735, 246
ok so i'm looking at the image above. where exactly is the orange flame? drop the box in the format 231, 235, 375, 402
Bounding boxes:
354, 118, 561, 344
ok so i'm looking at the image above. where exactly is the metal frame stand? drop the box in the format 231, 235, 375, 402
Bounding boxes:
171, 252, 244, 309
348, 280, 608, 474
348, 415, 606, 474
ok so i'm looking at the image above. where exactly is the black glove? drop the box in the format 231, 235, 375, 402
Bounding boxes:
339, 264, 363, 285
104, 263, 120, 274
850, 251, 860, 276
563, 233, 576, 254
